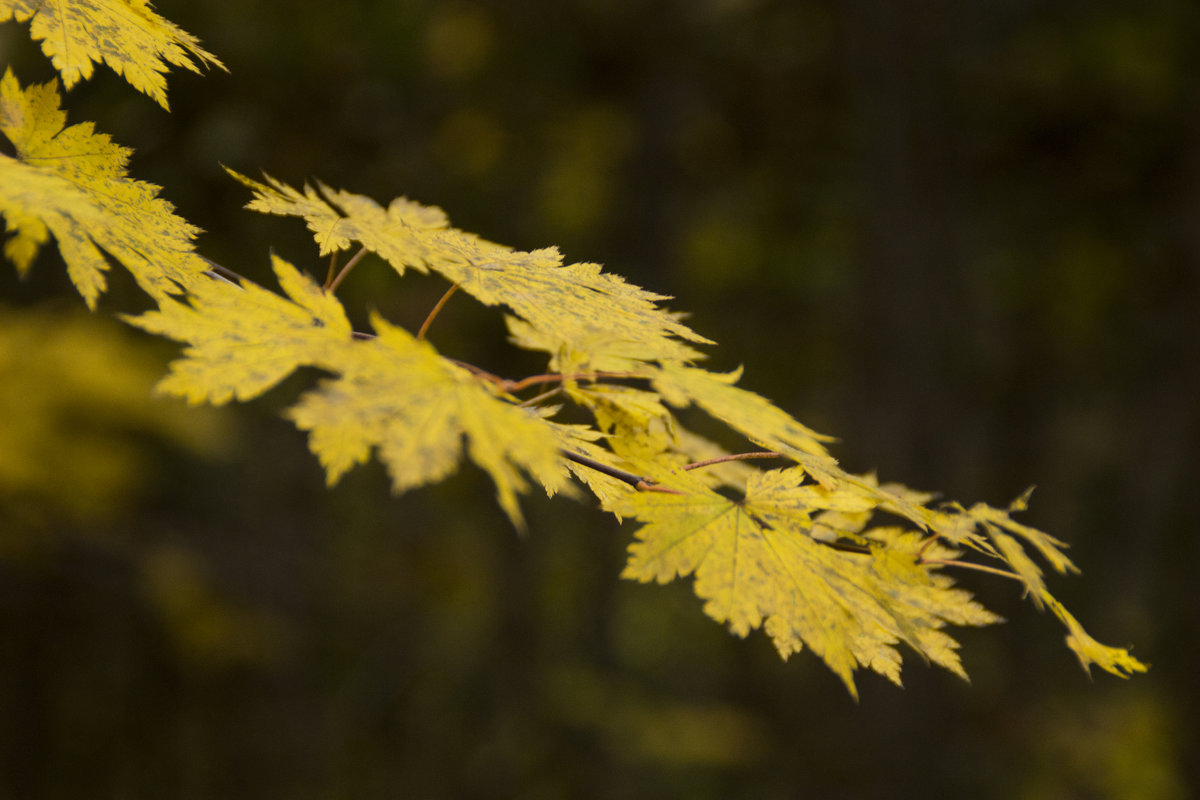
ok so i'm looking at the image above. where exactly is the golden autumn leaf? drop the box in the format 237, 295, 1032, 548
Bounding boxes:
1040, 592, 1149, 679
288, 315, 570, 530
125, 255, 354, 403
0, 69, 207, 306
227, 169, 711, 373
127, 254, 569, 529
0, 0, 224, 109
614, 463, 1001, 697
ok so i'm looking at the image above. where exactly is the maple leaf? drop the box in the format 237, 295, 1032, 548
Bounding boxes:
0, 69, 207, 306
125, 254, 354, 404
566, 382, 676, 461
0, 0, 224, 109
1040, 591, 1149, 679
616, 463, 1000, 697
287, 314, 570, 529
908, 491, 1147, 678
128, 253, 569, 529
227, 169, 711, 372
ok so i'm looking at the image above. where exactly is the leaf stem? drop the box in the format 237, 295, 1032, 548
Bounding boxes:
327, 246, 368, 294
920, 558, 1023, 581
324, 250, 339, 289
502, 372, 567, 392
518, 386, 563, 407
448, 358, 505, 385
417, 284, 460, 341
502, 369, 644, 394
916, 534, 939, 560
683, 451, 783, 471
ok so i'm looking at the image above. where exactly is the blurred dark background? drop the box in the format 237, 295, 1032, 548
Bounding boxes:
1, 0, 1196, 797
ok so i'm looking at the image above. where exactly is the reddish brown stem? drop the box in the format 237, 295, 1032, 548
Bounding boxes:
447, 358, 505, 386
324, 250, 339, 289
327, 246, 368, 293
501, 369, 644, 394
417, 284, 461, 341
916, 534, 939, 560
683, 451, 783, 471
636, 481, 685, 495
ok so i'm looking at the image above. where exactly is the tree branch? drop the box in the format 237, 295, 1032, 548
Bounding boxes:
560, 451, 682, 494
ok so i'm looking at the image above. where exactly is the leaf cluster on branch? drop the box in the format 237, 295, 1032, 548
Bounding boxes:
0, 0, 1146, 697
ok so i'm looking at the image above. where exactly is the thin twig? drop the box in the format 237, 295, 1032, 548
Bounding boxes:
200, 257, 246, 286
327, 246, 368, 294
562, 451, 645, 487
417, 284, 460, 341
817, 540, 873, 555
683, 451, 783, 471
561, 450, 685, 494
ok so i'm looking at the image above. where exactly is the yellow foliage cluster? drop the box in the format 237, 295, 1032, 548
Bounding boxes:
0, 0, 1145, 694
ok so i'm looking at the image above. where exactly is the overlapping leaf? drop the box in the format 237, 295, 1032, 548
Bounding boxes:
0, 70, 207, 306
615, 464, 1001, 697
1, 0, 224, 108
228, 170, 710, 373
288, 314, 570, 529
127, 255, 568, 529
924, 495, 1147, 678
125, 255, 353, 403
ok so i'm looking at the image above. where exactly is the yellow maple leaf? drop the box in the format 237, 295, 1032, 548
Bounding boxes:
227, 169, 711, 372
616, 464, 1000, 697
125, 255, 354, 404
566, 382, 676, 461
916, 492, 1146, 677
287, 314, 570, 530
1040, 592, 1149, 678
129, 254, 569, 528
0, 69, 207, 306
1, 0, 224, 109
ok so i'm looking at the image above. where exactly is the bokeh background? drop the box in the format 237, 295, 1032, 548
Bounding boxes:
2, 0, 1197, 797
